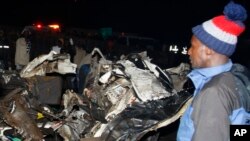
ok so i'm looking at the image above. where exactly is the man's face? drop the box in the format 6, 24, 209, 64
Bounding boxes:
188, 35, 207, 69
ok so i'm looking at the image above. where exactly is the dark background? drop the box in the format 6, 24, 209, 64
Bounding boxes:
0, 0, 249, 67
1, 0, 249, 41
1, 0, 250, 67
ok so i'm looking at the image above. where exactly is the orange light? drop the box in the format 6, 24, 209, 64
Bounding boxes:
48, 24, 60, 30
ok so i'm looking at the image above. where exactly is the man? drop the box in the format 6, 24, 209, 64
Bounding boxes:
177, 2, 250, 141
51, 38, 64, 54
15, 30, 32, 71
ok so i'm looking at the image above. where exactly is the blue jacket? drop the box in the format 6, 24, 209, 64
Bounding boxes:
177, 60, 250, 141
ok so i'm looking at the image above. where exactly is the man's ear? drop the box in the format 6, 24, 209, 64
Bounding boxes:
205, 46, 215, 56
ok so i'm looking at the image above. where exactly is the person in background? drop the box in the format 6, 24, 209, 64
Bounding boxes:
60, 37, 77, 92
51, 38, 64, 54
177, 2, 250, 141
15, 29, 32, 71
102, 37, 120, 61
77, 45, 94, 94
73, 41, 87, 69
61, 37, 76, 63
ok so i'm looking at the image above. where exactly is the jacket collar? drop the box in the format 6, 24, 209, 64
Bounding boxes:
188, 60, 233, 90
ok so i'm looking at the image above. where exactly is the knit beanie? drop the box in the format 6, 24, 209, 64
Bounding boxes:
192, 1, 247, 56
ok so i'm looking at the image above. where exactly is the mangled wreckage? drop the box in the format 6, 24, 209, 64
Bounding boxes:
0, 48, 193, 141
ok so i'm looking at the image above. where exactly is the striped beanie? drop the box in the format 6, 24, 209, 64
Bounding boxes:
192, 1, 247, 56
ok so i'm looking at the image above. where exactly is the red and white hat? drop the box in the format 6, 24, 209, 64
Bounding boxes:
192, 1, 247, 56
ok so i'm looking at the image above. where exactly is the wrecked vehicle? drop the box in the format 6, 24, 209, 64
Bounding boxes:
0, 48, 193, 141
0, 51, 77, 140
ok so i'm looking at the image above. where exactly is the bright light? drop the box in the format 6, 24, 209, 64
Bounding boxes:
3, 45, 9, 49
48, 24, 60, 30
181, 47, 188, 55
169, 45, 178, 53
36, 24, 42, 28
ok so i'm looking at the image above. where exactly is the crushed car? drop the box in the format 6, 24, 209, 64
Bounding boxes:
0, 48, 193, 141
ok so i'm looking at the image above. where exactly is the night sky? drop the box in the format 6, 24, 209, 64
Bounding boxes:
1, 0, 250, 41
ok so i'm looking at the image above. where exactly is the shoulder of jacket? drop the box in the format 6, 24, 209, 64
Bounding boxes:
209, 72, 235, 86
199, 72, 237, 100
